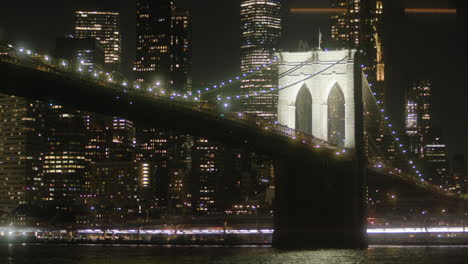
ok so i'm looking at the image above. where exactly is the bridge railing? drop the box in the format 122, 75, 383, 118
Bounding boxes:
368, 158, 458, 198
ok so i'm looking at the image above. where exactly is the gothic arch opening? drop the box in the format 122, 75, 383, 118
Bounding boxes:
295, 84, 312, 135
327, 84, 345, 147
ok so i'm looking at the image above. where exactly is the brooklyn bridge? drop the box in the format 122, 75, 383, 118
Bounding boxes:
0, 44, 464, 248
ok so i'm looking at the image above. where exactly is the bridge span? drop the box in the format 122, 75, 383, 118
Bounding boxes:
0, 45, 463, 249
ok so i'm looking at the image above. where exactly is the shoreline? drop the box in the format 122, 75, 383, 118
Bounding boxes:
3, 238, 468, 247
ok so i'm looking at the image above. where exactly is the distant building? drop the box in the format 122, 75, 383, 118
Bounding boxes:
135, 128, 174, 212
240, 0, 282, 122
170, 9, 192, 93
191, 138, 226, 214
54, 37, 105, 71
135, 0, 192, 92
74, 11, 121, 71
0, 95, 44, 217
42, 105, 87, 206
84, 161, 141, 226
405, 81, 432, 157
330, 0, 363, 48
424, 132, 449, 189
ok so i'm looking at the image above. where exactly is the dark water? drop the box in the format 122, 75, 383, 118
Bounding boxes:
1, 244, 468, 264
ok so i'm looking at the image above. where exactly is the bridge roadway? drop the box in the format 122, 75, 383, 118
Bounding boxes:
367, 168, 465, 219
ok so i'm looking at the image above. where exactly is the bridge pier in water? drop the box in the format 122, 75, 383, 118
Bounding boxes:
272, 148, 367, 249
273, 49, 366, 249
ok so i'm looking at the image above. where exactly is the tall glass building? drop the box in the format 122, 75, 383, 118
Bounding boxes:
135, 0, 192, 92
74, 11, 121, 71
240, 0, 282, 122
330, 0, 385, 104
0, 95, 44, 218
405, 81, 432, 157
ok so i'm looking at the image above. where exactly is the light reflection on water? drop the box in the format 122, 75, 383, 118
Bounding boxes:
1, 244, 468, 264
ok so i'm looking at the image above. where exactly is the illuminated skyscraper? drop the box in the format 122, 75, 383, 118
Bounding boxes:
74, 11, 121, 71
0, 95, 44, 216
240, 0, 282, 122
331, 0, 362, 47
135, 0, 192, 92
330, 0, 385, 104
171, 9, 192, 92
42, 105, 87, 205
423, 130, 450, 190
405, 81, 432, 157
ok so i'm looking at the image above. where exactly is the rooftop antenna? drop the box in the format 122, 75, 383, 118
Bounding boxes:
318, 27, 322, 50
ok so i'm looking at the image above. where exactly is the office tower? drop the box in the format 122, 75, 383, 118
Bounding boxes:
54, 37, 105, 71
424, 131, 449, 188
74, 11, 121, 71
85, 161, 141, 226
330, 0, 385, 104
135, 0, 192, 92
405, 81, 432, 157
135, 128, 173, 213
330, 0, 362, 47
166, 134, 193, 215
0, 95, 44, 217
190, 138, 225, 214
171, 9, 192, 93
240, 0, 282, 122
42, 105, 87, 206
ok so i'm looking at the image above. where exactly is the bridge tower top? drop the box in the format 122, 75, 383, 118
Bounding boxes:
276, 49, 358, 149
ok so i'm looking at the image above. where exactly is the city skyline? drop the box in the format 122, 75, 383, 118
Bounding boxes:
0, 0, 464, 161
0, 0, 467, 254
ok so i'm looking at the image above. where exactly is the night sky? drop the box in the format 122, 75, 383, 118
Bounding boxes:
0, 0, 466, 163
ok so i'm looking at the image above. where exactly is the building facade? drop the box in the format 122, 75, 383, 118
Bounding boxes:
240, 0, 282, 122
330, 0, 384, 102
0, 95, 44, 216
405, 81, 432, 157
74, 11, 121, 71
42, 105, 87, 206
424, 133, 449, 189
135, 0, 192, 92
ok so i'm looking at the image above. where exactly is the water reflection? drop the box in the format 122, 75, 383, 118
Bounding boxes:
1, 244, 468, 264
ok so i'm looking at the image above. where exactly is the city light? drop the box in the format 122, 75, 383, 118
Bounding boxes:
404, 8, 457, 14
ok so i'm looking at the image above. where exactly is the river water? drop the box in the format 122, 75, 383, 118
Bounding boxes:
1, 244, 468, 264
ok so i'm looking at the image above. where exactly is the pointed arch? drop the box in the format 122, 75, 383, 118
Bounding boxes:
327, 83, 345, 147
295, 84, 312, 135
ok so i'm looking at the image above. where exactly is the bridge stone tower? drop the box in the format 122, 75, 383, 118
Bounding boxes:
273, 49, 367, 248
277, 49, 357, 148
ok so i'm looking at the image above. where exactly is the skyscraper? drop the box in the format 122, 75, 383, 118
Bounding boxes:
42, 105, 87, 206
74, 11, 121, 71
424, 132, 449, 189
0, 95, 44, 217
330, 0, 362, 48
135, 0, 192, 92
240, 0, 282, 122
405, 81, 432, 156
330, 0, 385, 104
171, 9, 192, 93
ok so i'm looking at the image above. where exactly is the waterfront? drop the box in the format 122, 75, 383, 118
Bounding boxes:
1, 244, 468, 264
